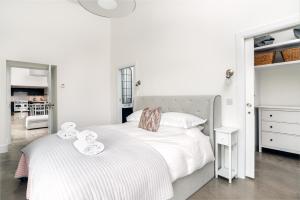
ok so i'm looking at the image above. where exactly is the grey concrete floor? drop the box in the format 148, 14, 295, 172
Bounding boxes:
1, 140, 299, 200
189, 150, 300, 200
1, 113, 48, 200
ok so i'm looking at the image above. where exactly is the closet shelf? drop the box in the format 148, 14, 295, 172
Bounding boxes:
255, 60, 300, 70
254, 39, 300, 51
256, 105, 300, 110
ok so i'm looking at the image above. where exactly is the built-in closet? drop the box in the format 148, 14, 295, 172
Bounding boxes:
254, 28, 300, 155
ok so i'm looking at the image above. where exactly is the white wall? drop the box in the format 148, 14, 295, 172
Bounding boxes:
256, 67, 300, 106
11, 68, 48, 87
271, 29, 296, 44
111, 0, 299, 178
0, 61, 9, 152
0, 0, 112, 152
111, 0, 299, 126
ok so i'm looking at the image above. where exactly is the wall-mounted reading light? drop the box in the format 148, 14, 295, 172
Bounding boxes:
135, 80, 141, 87
226, 69, 234, 79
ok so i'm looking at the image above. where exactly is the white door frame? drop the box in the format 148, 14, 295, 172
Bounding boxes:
2, 60, 57, 152
235, 14, 300, 178
244, 38, 255, 178
47, 64, 58, 133
116, 65, 136, 123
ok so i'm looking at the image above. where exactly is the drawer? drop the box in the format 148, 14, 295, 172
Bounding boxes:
262, 110, 300, 124
216, 132, 229, 145
261, 132, 300, 153
216, 132, 237, 146
261, 121, 300, 136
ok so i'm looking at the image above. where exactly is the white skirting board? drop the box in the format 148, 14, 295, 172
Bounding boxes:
0, 144, 8, 153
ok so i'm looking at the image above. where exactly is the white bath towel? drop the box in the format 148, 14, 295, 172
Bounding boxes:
76, 130, 98, 142
57, 122, 78, 139
73, 140, 104, 156
57, 129, 79, 140
61, 122, 76, 132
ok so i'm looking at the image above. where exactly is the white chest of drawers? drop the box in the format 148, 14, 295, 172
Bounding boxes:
258, 106, 300, 155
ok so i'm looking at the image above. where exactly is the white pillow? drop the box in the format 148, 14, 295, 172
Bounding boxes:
126, 110, 143, 122
160, 112, 207, 129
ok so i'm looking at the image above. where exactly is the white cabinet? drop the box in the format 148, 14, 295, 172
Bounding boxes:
215, 127, 239, 183
258, 106, 300, 155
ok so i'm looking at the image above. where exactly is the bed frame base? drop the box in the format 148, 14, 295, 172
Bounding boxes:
172, 162, 214, 200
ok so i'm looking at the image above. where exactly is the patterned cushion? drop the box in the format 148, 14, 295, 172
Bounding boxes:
138, 107, 162, 132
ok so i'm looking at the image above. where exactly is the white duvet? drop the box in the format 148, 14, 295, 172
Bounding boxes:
105, 122, 215, 182
21, 122, 214, 200
23, 125, 174, 200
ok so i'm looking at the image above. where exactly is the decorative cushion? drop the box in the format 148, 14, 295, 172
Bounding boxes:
138, 107, 162, 132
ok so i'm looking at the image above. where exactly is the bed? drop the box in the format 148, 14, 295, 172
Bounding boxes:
133, 95, 221, 200
16, 95, 221, 200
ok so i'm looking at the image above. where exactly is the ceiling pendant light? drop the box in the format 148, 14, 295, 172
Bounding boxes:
78, 0, 136, 18
97, 0, 118, 10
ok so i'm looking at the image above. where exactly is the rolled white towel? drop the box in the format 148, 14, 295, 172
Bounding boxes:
77, 130, 98, 142
61, 122, 76, 132
57, 128, 79, 140
73, 140, 104, 156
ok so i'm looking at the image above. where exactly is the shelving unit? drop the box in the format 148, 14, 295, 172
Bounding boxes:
255, 39, 300, 51
255, 59, 300, 70
218, 168, 237, 180
255, 39, 300, 70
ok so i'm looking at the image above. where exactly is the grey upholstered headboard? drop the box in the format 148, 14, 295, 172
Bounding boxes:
133, 95, 222, 149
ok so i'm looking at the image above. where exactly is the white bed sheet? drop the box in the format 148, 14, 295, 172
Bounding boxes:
105, 122, 215, 182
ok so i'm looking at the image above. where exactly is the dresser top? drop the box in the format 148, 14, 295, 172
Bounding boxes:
256, 105, 300, 110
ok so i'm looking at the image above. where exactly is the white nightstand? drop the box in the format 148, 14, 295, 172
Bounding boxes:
214, 127, 238, 183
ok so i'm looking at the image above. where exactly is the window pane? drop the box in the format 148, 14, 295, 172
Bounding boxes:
121, 67, 133, 104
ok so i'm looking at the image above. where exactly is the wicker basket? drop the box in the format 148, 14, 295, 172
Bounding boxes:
255, 52, 275, 66
282, 47, 300, 62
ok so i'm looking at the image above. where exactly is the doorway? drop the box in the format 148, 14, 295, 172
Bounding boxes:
237, 16, 300, 179
117, 66, 135, 123
6, 60, 57, 145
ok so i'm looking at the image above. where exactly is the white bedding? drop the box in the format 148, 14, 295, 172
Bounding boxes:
21, 122, 214, 200
22, 126, 174, 200
104, 122, 215, 182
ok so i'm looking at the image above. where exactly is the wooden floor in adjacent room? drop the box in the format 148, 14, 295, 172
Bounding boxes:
1, 143, 299, 200
10, 113, 48, 144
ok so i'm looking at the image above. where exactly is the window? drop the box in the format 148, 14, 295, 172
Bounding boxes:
120, 67, 133, 105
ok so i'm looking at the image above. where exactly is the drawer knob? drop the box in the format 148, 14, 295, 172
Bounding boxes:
270, 139, 273, 142
269, 114, 273, 117
270, 126, 273, 129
